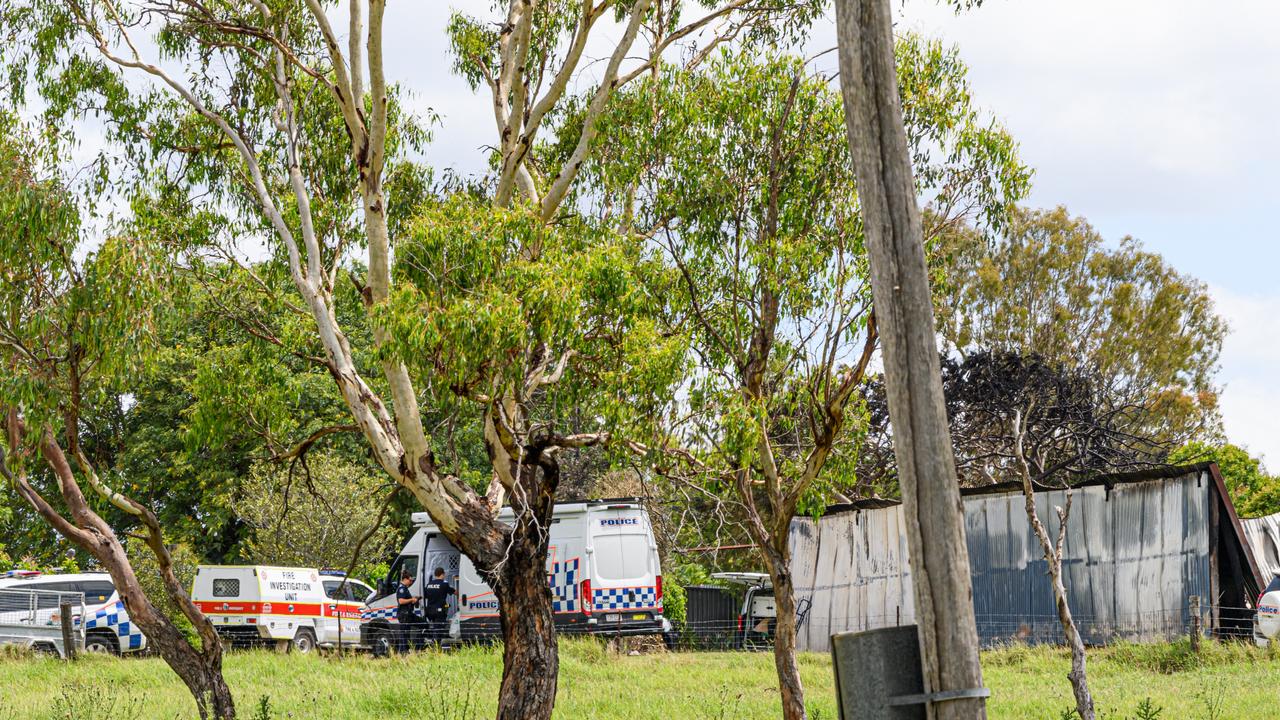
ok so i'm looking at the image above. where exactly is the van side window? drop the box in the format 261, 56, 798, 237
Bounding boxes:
79, 581, 115, 604
322, 581, 345, 600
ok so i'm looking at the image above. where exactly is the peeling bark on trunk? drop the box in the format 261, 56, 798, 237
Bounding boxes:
492, 561, 558, 720
492, 509, 559, 720
769, 566, 807, 720
834, 1, 987, 717
492, 459, 559, 720
449, 456, 560, 720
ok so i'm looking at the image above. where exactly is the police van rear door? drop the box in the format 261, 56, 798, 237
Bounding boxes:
457, 555, 497, 622
423, 534, 462, 619
588, 504, 658, 619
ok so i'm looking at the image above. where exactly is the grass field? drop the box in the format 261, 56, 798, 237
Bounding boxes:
1, 638, 1279, 719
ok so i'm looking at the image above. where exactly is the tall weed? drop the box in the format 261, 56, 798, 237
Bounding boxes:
48, 680, 143, 720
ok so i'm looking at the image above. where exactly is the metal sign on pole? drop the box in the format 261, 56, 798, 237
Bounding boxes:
831, 625, 989, 720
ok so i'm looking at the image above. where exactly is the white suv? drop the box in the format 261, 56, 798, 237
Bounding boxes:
0, 572, 147, 655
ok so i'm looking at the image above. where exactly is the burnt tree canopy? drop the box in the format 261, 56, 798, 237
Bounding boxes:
859, 351, 1170, 492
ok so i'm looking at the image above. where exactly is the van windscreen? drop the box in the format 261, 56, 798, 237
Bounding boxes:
593, 534, 648, 581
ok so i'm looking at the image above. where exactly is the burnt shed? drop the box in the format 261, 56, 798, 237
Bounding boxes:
788, 463, 1262, 651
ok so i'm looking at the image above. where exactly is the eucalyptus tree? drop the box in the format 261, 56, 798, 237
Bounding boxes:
0, 1, 809, 716
935, 206, 1227, 448
0, 120, 236, 718
581, 44, 1026, 720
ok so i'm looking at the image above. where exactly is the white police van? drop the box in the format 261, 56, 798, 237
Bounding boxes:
192, 566, 375, 652
0, 570, 147, 655
361, 499, 665, 652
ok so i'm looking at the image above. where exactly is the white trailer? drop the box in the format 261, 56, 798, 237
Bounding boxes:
192, 566, 374, 652
0, 587, 85, 658
361, 498, 665, 652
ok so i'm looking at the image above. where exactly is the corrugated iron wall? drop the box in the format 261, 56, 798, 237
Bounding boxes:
789, 469, 1215, 651
1242, 512, 1280, 582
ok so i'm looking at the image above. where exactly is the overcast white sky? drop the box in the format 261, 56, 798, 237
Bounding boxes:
885, 0, 1280, 465
381, 1, 1278, 462
60, 1, 1265, 463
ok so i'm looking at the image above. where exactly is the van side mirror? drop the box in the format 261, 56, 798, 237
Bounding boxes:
460, 594, 467, 606
379, 580, 392, 596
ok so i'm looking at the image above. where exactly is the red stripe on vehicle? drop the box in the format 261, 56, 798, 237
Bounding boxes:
194, 601, 327, 617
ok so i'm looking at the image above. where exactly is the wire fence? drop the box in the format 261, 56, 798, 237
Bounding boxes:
7, 599, 1267, 657
731, 602, 1263, 652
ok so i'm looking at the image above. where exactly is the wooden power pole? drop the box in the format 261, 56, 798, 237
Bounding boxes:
832, 0, 988, 717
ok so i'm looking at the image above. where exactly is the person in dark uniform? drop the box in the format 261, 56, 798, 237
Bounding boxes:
394, 570, 421, 653
421, 567, 456, 646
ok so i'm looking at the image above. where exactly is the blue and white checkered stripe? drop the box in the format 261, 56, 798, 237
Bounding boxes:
80, 601, 145, 651
592, 586, 657, 611
361, 606, 398, 622
549, 558, 579, 613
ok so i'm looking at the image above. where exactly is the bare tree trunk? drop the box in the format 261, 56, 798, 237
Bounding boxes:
833, 1, 986, 718
83, 542, 236, 718
769, 563, 807, 720
464, 457, 560, 720
124, 591, 236, 720
492, 526, 558, 720
1051, 559, 1094, 720
1019, 480, 1094, 720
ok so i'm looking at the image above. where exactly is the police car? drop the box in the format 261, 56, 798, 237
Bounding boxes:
192, 566, 374, 652
1253, 574, 1280, 645
361, 499, 665, 653
0, 570, 147, 655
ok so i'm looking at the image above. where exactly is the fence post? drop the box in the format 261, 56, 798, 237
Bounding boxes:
1189, 595, 1201, 653
58, 600, 77, 661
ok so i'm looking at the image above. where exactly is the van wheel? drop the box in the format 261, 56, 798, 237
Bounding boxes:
85, 631, 120, 656
371, 629, 392, 658
290, 628, 317, 654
